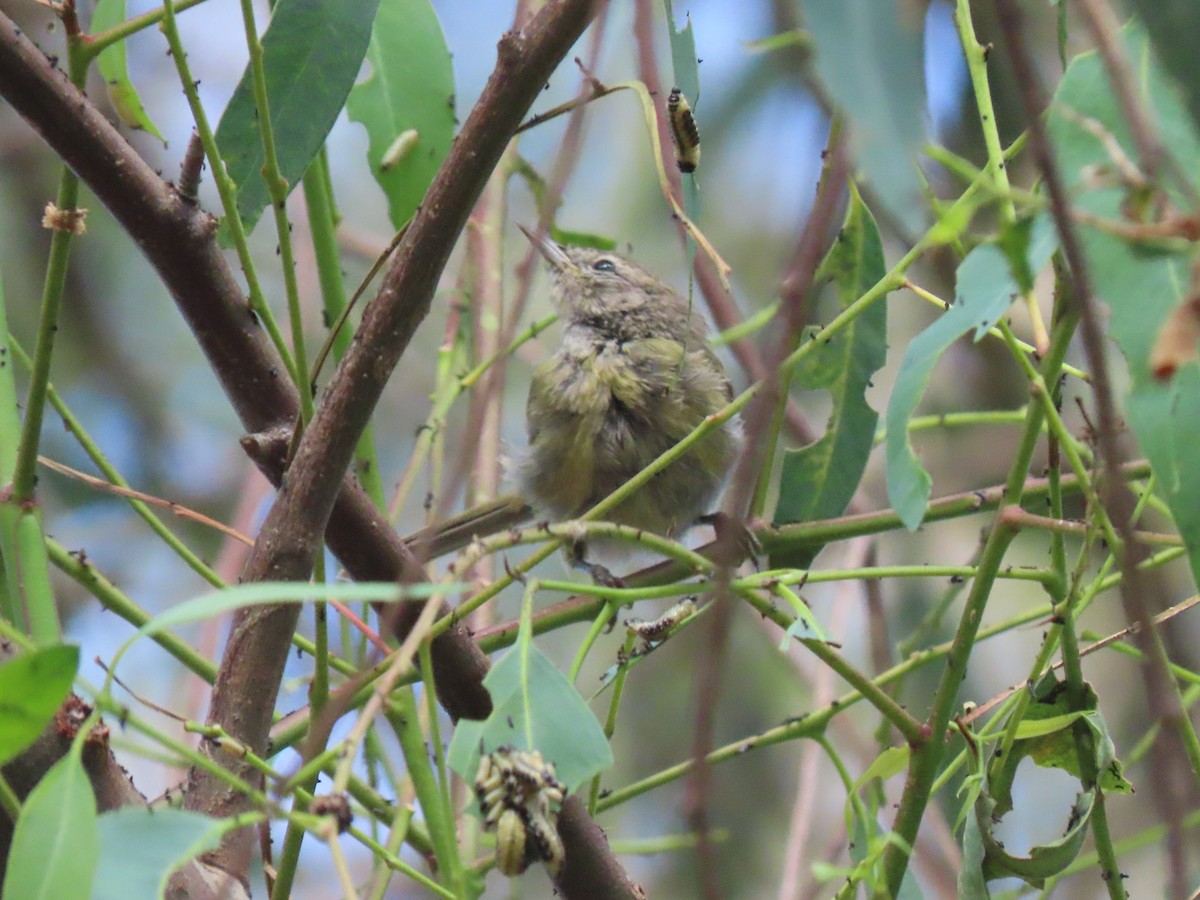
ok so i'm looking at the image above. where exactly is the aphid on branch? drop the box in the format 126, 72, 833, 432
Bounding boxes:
667, 87, 701, 173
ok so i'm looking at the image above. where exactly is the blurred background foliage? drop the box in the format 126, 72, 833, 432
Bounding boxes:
2, 0, 1198, 896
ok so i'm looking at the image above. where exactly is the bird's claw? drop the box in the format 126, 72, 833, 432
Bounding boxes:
699, 512, 762, 569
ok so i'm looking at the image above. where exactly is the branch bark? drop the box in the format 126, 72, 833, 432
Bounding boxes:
0, 6, 484, 723
1, 5, 640, 896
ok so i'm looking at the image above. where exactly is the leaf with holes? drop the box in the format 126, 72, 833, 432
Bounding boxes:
346, 0, 454, 230
771, 187, 886, 567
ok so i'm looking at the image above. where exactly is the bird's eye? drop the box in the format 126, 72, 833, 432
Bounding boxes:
592, 259, 616, 273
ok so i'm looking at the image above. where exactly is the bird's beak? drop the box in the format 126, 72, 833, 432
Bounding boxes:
518, 224, 573, 272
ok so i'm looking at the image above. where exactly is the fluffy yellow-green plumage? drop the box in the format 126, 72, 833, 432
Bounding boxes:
515, 227, 739, 546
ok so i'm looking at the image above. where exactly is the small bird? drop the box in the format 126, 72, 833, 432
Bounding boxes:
514, 226, 739, 575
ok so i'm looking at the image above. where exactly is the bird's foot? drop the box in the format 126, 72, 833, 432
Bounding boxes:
567, 541, 626, 588
698, 512, 762, 569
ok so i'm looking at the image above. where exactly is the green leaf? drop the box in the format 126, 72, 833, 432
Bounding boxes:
2, 748, 98, 900
988, 672, 1072, 817
780, 609, 826, 645
853, 745, 909, 791
1125, 1, 1200, 136
988, 673, 1131, 820
957, 804, 992, 900
92, 0, 166, 143
346, 0, 455, 231
806, 0, 926, 227
216, 0, 383, 237
0, 645, 79, 765
963, 672, 1113, 888
958, 730, 991, 897
663, 0, 700, 105
885, 214, 1058, 530
1046, 22, 1200, 587
995, 217, 1038, 294
91, 809, 231, 900
1082, 711, 1133, 795
1011, 711, 1084, 741
448, 641, 613, 797
975, 787, 1093, 887
663, 0, 702, 212
771, 188, 886, 567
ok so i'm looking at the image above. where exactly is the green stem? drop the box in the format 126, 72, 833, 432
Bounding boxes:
590, 629, 636, 814
48, 538, 217, 680
301, 157, 385, 506
418, 639, 459, 886
389, 313, 554, 522
875, 407, 1030, 442
0, 772, 19, 821
363, 780, 415, 899
880, 300, 1079, 894
757, 458, 1150, 562
0, 280, 19, 627
269, 766, 320, 899
158, 0, 296, 381
272, 578, 332, 898
800, 637, 926, 747
82, 0, 211, 57
232, 0, 321, 875
386, 690, 465, 895
232, 0, 312, 416
568, 600, 620, 683
9, 337, 225, 588
12, 104, 83, 503
1, 44, 93, 644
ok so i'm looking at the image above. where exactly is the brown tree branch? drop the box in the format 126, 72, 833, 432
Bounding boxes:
0, 9, 486, 717
1, 5, 639, 896
190, 1, 624, 888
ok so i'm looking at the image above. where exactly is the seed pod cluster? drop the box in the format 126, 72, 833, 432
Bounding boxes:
475, 746, 567, 877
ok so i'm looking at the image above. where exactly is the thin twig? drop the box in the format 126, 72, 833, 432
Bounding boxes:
1072, 0, 1200, 209
683, 126, 849, 897
0, 6, 636, 896
963, 593, 1200, 725
38, 456, 253, 545
994, 2, 1194, 893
